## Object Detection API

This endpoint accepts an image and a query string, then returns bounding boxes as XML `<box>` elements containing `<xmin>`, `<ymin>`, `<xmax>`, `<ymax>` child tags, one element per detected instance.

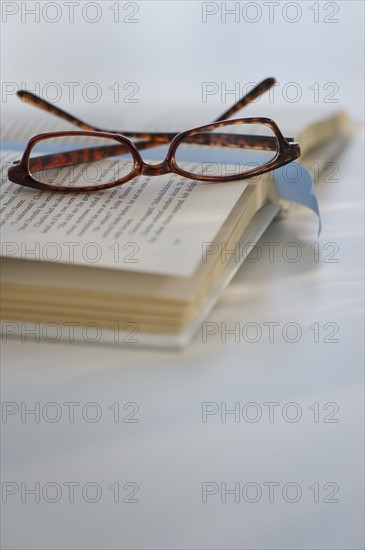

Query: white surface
<box><xmin>1</xmin><ymin>1</ymin><xmax>364</xmax><ymax>121</ymax></box>
<box><xmin>1</xmin><ymin>133</ymin><xmax>364</xmax><ymax>549</ymax></box>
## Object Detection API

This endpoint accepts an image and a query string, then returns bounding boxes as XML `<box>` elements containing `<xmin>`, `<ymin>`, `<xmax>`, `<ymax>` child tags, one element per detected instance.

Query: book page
<box><xmin>0</xmin><ymin>151</ymin><xmax>247</xmax><ymax>277</ymax></box>
<box><xmin>1</xmin><ymin>96</ymin><xmax>347</xmax><ymax>145</ymax></box>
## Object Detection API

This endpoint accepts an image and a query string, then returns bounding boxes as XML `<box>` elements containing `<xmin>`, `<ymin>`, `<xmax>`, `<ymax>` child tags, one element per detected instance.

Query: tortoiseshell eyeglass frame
<box><xmin>8</xmin><ymin>77</ymin><xmax>301</xmax><ymax>193</ymax></box>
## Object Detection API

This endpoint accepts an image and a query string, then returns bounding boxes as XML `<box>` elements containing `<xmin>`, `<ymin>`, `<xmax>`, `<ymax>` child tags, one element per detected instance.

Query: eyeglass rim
<box><xmin>8</xmin><ymin>118</ymin><xmax>300</xmax><ymax>192</ymax></box>
<box><xmin>169</xmin><ymin>117</ymin><xmax>292</xmax><ymax>182</ymax></box>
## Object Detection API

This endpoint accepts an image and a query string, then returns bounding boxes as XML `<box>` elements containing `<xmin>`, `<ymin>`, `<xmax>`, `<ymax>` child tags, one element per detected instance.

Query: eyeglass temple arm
<box><xmin>28</xmin><ymin>133</ymin><xmax>280</xmax><ymax>174</ymax></box>
<box><xmin>17</xmin><ymin>91</ymin><xmax>101</xmax><ymax>131</ymax></box>
<box><xmin>213</xmin><ymin>77</ymin><xmax>276</xmax><ymax>122</ymax></box>
<box><xmin>28</xmin><ymin>143</ymin><xmax>131</xmax><ymax>172</ymax></box>
<box><xmin>17</xmin><ymin>77</ymin><xmax>276</xmax><ymax>139</ymax></box>
<box><xmin>17</xmin><ymin>90</ymin><xmax>176</xmax><ymax>144</ymax></box>
<box><xmin>28</xmin><ymin>139</ymin><xmax>165</xmax><ymax>172</ymax></box>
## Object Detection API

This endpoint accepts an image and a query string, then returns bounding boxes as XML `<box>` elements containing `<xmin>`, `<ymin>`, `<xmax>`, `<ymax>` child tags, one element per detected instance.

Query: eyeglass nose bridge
<box><xmin>140</xmin><ymin>160</ymin><xmax>170</xmax><ymax>176</ymax></box>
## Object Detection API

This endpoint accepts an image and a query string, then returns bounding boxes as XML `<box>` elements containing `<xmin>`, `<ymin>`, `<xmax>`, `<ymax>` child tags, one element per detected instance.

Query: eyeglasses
<box><xmin>8</xmin><ymin>78</ymin><xmax>300</xmax><ymax>192</ymax></box>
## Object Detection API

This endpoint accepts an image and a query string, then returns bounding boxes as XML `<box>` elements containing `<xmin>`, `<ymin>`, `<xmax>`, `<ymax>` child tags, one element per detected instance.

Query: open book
<box><xmin>0</xmin><ymin>85</ymin><xmax>353</xmax><ymax>348</ymax></box>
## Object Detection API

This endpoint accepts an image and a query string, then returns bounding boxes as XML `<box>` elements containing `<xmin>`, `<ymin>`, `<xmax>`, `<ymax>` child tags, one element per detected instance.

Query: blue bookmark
<box><xmin>274</xmin><ymin>162</ymin><xmax>322</xmax><ymax>236</ymax></box>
